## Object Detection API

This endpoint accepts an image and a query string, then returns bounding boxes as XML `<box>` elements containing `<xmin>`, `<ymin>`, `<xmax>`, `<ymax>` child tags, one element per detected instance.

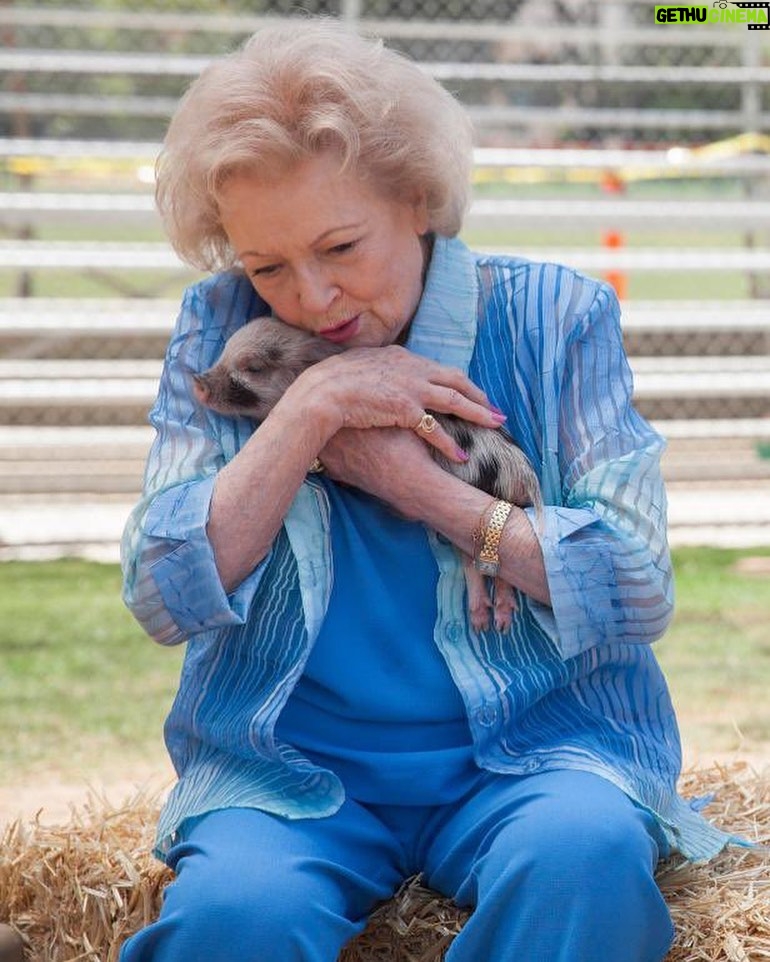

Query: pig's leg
<box><xmin>491</xmin><ymin>576</ymin><xmax>518</xmax><ymax>633</ymax></box>
<box><xmin>462</xmin><ymin>554</ymin><xmax>492</xmax><ymax>632</ymax></box>
<box><xmin>461</xmin><ymin>554</ymin><xmax>518</xmax><ymax>633</ymax></box>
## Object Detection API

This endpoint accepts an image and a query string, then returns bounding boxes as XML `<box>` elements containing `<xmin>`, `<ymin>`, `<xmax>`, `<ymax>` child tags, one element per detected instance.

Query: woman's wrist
<box><xmin>402</xmin><ymin>469</ymin><xmax>551</xmax><ymax>607</ymax></box>
<box><xmin>280</xmin><ymin>370</ymin><xmax>348</xmax><ymax>442</ymax></box>
<box><xmin>472</xmin><ymin>499</ymin><xmax>514</xmax><ymax>577</ymax></box>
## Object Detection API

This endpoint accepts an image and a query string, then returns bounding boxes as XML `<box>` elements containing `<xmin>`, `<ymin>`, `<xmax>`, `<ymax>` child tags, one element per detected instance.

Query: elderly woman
<box><xmin>120</xmin><ymin>19</ymin><xmax>735</xmax><ymax>962</ymax></box>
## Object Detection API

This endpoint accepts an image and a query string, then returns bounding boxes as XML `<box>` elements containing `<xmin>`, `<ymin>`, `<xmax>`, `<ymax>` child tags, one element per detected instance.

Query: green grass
<box><xmin>0</xmin><ymin>560</ymin><xmax>182</xmax><ymax>777</ymax></box>
<box><xmin>1</xmin><ymin>548</ymin><xmax>769</xmax><ymax>781</ymax></box>
<box><xmin>656</xmin><ymin>547</ymin><xmax>770</xmax><ymax>756</ymax></box>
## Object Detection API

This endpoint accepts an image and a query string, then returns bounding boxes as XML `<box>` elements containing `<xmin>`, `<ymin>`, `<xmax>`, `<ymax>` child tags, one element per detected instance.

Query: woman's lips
<box><xmin>319</xmin><ymin>315</ymin><xmax>361</xmax><ymax>344</ymax></box>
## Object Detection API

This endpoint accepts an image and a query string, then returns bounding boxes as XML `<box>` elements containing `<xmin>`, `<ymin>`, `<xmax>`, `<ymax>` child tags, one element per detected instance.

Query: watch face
<box><xmin>475</xmin><ymin>559</ymin><xmax>500</xmax><ymax>577</ymax></box>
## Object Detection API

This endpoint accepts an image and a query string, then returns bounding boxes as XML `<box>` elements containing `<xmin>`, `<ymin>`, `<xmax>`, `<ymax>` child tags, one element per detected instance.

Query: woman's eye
<box><xmin>251</xmin><ymin>264</ymin><xmax>280</xmax><ymax>278</ymax></box>
<box><xmin>328</xmin><ymin>241</ymin><xmax>356</xmax><ymax>255</ymax></box>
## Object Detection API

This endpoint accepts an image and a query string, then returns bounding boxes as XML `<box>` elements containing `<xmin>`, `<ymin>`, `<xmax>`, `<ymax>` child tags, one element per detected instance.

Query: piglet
<box><xmin>194</xmin><ymin>315</ymin><xmax>543</xmax><ymax>633</ymax></box>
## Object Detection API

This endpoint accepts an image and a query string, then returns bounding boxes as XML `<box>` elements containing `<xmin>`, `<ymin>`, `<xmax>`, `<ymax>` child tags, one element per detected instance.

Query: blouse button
<box><xmin>475</xmin><ymin>704</ymin><xmax>498</xmax><ymax>727</ymax></box>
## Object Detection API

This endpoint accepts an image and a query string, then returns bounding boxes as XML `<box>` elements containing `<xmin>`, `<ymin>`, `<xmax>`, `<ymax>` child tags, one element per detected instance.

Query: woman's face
<box><xmin>217</xmin><ymin>153</ymin><xmax>430</xmax><ymax>348</ymax></box>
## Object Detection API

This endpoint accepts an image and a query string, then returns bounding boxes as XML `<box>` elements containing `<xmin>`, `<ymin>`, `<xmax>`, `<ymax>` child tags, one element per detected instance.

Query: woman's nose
<box><xmin>294</xmin><ymin>265</ymin><xmax>340</xmax><ymax>314</ymax></box>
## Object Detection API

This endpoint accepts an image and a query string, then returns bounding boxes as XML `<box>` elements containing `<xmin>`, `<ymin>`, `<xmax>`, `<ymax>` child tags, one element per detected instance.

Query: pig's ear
<box><xmin>225</xmin><ymin>370</ymin><xmax>260</xmax><ymax>408</ymax></box>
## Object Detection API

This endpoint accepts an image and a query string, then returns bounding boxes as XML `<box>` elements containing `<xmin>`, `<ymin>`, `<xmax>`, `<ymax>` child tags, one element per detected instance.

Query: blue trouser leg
<box><xmin>119</xmin><ymin>769</ymin><xmax>674</xmax><ymax>962</ymax></box>
<box><xmin>420</xmin><ymin>769</ymin><xmax>675</xmax><ymax>962</ymax></box>
<box><xmin>118</xmin><ymin>799</ymin><xmax>406</xmax><ymax>962</ymax></box>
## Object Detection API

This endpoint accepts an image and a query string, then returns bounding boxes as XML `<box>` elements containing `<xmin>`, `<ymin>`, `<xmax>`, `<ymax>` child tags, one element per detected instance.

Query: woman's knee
<box><xmin>131</xmin><ymin>844</ymin><xmax>356</xmax><ymax>962</ymax></box>
<box><xmin>468</xmin><ymin>773</ymin><xmax>671</xmax><ymax>939</ymax></box>
<box><xmin>125</xmin><ymin>806</ymin><xmax>396</xmax><ymax>962</ymax></box>
<box><xmin>476</xmin><ymin>772</ymin><xmax>665</xmax><ymax>900</ymax></box>
<box><xmin>445</xmin><ymin>773</ymin><xmax>674</xmax><ymax>962</ymax></box>
<box><xmin>184</xmin><ymin>867</ymin><xmax>330</xmax><ymax>945</ymax></box>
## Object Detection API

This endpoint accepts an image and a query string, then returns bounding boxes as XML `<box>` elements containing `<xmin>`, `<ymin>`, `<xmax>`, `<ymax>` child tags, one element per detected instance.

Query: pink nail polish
<box><xmin>456</xmin><ymin>447</ymin><xmax>470</xmax><ymax>462</ymax></box>
<box><xmin>491</xmin><ymin>411</ymin><xmax>507</xmax><ymax>423</ymax></box>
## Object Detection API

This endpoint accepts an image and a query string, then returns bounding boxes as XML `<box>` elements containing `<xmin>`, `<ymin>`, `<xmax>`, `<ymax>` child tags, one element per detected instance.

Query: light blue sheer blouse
<box><xmin>121</xmin><ymin>235</ymin><xmax>737</xmax><ymax>862</ymax></box>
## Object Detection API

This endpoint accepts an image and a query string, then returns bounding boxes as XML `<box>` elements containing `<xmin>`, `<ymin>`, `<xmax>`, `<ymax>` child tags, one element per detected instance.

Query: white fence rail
<box><xmin>4</xmin><ymin>141</ymin><xmax>770</xmax><ymax>176</ymax></box>
<box><xmin>3</xmin><ymin>240</ymin><xmax>770</xmax><ymax>273</ymax></box>
<box><xmin>5</xmin><ymin>194</ymin><xmax>770</xmax><ymax>229</ymax></box>
<box><xmin>2</xmin><ymin>297</ymin><xmax>767</xmax><ymax>336</ymax></box>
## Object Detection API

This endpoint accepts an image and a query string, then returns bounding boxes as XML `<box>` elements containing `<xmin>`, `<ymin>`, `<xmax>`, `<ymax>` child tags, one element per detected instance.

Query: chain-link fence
<box><xmin>1</xmin><ymin>0</ymin><xmax>768</xmax><ymax>144</ymax></box>
<box><xmin>0</xmin><ymin>0</ymin><xmax>769</xmax><ymax>540</ymax></box>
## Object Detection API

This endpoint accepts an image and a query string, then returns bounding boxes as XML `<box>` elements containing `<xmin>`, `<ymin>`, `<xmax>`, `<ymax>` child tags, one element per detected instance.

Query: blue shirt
<box><xmin>274</xmin><ymin>481</ymin><xmax>480</xmax><ymax>806</ymax></box>
<box><xmin>121</xmin><ymin>235</ymin><xmax>735</xmax><ymax>862</ymax></box>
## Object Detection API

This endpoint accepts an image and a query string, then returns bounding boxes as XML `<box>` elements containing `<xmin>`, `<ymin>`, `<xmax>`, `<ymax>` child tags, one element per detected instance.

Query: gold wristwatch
<box><xmin>474</xmin><ymin>500</ymin><xmax>513</xmax><ymax>576</ymax></box>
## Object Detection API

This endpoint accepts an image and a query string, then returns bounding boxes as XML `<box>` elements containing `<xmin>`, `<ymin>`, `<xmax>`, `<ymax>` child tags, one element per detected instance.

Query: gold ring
<box><xmin>415</xmin><ymin>413</ymin><xmax>437</xmax><ymax>434</ymax></box>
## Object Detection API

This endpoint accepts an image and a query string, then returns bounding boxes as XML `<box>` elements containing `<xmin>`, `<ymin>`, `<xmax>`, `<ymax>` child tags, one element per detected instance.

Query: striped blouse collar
<box><xmin>403</xmin><ymin>234</ymin><xmax>479</xmax><ymax>374</ymax></box>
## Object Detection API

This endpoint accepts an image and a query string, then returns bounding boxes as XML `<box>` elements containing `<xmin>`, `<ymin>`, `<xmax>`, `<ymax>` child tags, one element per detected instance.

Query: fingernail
<box><xmin>456</xmin><ymin>447</ymin><xmax>470</xmax><ymax>462</ymax></box>
<box><xmin>490</xmin><ymin>404</ymin><xmax>505</xmax><ymax>416</ymax></box>
<box><xmin>491</xmin><ymin>412</ymin><xmax>507</xmax><ymax>423</ymax></box>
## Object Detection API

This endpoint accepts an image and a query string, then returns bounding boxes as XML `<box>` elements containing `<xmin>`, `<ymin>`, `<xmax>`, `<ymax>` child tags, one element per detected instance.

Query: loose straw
<box><xmin>1</xmin><ymin>764</ymin><xmax>768</xmax><ymax>962</ymax></box>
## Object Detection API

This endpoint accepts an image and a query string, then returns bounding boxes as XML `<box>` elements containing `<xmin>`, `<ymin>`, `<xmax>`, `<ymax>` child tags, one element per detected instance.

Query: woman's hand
<box><xmin>283</xmin><ymin>344</ymin><xmax>505</xmax><ymax>465</ymax></box>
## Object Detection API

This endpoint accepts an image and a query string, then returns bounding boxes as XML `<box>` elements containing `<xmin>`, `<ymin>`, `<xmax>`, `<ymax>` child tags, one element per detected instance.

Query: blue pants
<box><xmin>119</xmin><ymin>770</ymin><xmax>674</xmax><ymax>962</ymax></box>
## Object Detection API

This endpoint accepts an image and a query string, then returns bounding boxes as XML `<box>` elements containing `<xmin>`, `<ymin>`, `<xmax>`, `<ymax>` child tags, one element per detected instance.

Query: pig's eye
<box><xmin>245</xmin><ymin>365</ymin><xmax>263</xmax><ymax>375</ymax></box>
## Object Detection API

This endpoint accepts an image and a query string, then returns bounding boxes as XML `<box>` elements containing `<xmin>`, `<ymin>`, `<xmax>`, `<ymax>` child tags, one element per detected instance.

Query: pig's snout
<box><xmin>192</xmin><ymin>372</ymin><xmax>212</xmax><ymax>405</ymax></box>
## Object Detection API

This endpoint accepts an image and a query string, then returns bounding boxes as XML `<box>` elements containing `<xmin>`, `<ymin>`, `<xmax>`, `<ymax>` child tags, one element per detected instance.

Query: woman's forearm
<box><xmin>387</xmin><ymin>461</ymin><xmax>551</xmax><ymax>607</ymax></box>
<box><xmin>439</xmin><ymin>484</ymin><xmax>551</xmax><ymax>607</ymax></box>
<box><xmin>207</xmin><ymin>394</ymin><xmax>338</xmax><ymax>592</ymax></box>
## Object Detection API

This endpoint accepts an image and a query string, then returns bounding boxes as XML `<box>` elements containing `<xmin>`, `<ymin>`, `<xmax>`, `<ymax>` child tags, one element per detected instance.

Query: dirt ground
<box><xmin>0</xmin><ymin>755</ymin><xmax>176</xmax><ymax>828</ymax></box>
<box><xmin>2</xmin><ymin>746</ymin><xmax>769</xmax><ymax>832</ymax></box>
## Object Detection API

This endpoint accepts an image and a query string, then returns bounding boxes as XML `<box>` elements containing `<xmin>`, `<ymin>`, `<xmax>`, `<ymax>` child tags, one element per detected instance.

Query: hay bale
<box><xmin>0</xmin><ymin>791</ymin><xmax>168</xmax><ymax>962</ymax></box>
<box><xmin>657</xmin><ymin>764</ymin><xmax>770</xmax><ymax>962</ymax></box>
<box><xmin>1</xmin><ymin>764</ymin><xmax>768</xmax><ymax>962</ymax></box>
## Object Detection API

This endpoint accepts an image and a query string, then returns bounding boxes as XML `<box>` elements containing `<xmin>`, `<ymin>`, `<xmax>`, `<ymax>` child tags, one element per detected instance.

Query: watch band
<box><xmin>474</xmin><ymin>500</ymin><xmax>513</xmax><ymax>577</ymax></box>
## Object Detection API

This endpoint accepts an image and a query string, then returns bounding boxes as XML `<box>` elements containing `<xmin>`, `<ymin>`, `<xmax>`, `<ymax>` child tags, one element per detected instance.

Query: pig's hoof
<box><xmin>492</xmin><ymin>578</ymin><xmax>518</xmax><ymax>632</ymax></box>
<box><xmin>469</xmin><ymin>602</ymin><xmax>492</xmax><ymax>633</ymax></box>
